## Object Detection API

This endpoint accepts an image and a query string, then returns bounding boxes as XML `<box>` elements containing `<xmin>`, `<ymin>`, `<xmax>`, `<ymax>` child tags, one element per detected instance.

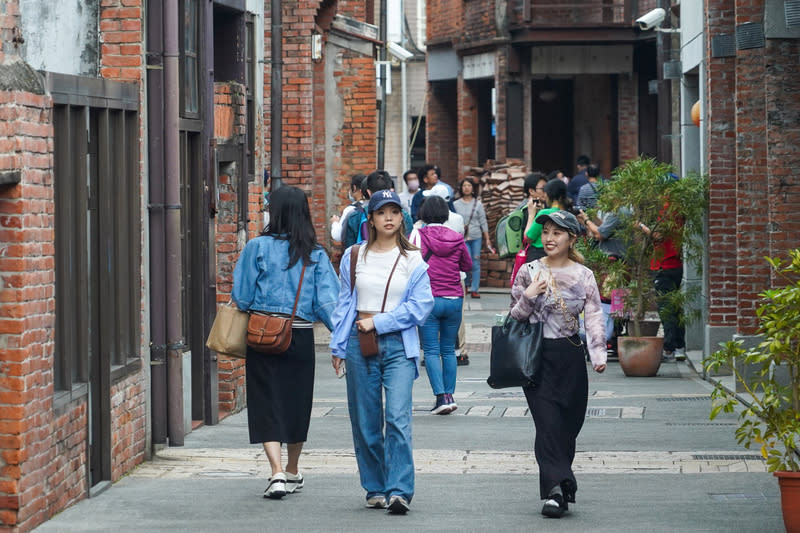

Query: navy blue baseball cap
<box><xmin>368</xmin><ymin>189</ymin><xmax>402</xmax><ymax>213</ymax></box>
<box><xmin>535</xmin><ymin>210</ymin><xmax>581</xmax><ymax>234</ymax></box>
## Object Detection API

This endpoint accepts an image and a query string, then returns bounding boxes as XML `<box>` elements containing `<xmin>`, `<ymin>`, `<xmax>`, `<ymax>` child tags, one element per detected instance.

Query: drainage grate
<box><xmin>586</xmin><ymin>407</ymin><xmax>621</xmax><ymax>418</ymax></box>
<box><xmin>708</xmin><ymin>493</ymin><xmax>767</xmax><ymax>502</ymax></box>
<box><xmin>666</xmin><ymin>422</ymin><xmax>736</xmax><ymax>426</ymax></box>
<box><xmin>487</xmin><ymin>391</ymin><xmax>525</xmax><ymax>399</ymax></box>
<box><xmin>656</xmin><ymin>396</ymin><xmax>710</xmax><ymax>402</ymax></box>
<box><xmin>692</xmin><ymin>454</ymin><xmax>765</xmax><ymax>461</ymax></box>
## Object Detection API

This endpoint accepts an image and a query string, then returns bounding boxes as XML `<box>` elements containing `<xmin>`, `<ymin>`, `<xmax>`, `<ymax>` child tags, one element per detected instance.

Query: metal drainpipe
<box><xmin>146</xmin><ymin>0</ymin><xmax>168</xmax><ymax>446</ymax></box>
<box><xmin>270</xmin><ymin>0</ymin><xmax>283</xmax><ymax>190</ymax></box>
<box><xmin>164</xmin><ymin>0</ymin><xmax>185</xmax><ymax>446</ymax></box>
<box><xmin>377</xmin><ymin>0</ymin><xmax>387</xmax><ymax>170</ymax></box>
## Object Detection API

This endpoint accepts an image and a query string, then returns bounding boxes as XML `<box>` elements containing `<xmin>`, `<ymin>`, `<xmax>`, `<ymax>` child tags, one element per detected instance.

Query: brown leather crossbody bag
<box><xmin>246</xmin><ymin>263</ymin><xmax>306</xmax><ymax>354</ymax></box>
<box><xmin>350</xmin><ymin>245</ymin><xmax>401</xmax><ymax>357</ymax></box>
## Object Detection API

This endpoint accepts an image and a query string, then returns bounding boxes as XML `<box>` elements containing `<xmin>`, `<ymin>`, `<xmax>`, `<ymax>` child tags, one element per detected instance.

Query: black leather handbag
<box><xmin>487</xmin><ymin>315</ymin><xmax>543</xmax><ymax>389</ymax></box>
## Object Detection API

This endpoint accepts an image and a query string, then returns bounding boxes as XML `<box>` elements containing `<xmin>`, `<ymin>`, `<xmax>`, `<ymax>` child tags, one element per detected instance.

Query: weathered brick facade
<box><xmin>0</xmin><ymin>0</ymin><xmax>147</xmax><ymax>530</ymax></box>
<box><xmin>703</xmin><ymin>0</ymin><xmax>800</xmax><ymax>339</ymax></box>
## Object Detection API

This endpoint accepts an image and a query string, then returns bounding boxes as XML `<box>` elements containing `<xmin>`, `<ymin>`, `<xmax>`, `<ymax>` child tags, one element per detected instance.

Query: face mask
<box><xmin>407</xmin><ymin>179</ymin><xmax>420</xmax><ymax>192</ymax></box>
<box><xmin>348</xmin><ymin>191</ymin><xmax>356</xmax><ymax>202</ymax></box>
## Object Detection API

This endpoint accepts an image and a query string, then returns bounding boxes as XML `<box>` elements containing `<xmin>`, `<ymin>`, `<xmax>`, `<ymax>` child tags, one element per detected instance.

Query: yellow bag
<box><xmin>206</xmin><ymin>302</ymin><xmax>249</xmax><ymax>359</ymax></box>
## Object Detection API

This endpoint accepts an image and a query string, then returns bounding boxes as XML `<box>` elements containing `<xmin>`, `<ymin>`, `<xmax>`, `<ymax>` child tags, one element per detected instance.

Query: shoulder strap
<box><xmin>349</xmin><ymin>245</ymin><xmax>360</xmax><ymax>295</ymax></box>
<box><xmin>289</xmin><ymin>263</ymin><xmax>307</xmax><ymax>322</ymax></box>
<box><xmin>380</xmin><ymin>253</ymin><xmax>403</xmax><ymax>312</ymax></box>
<box><xmin>465</xmin><ymin>199</ymin><xmax>479</xmax><ymax>227</ymax></box>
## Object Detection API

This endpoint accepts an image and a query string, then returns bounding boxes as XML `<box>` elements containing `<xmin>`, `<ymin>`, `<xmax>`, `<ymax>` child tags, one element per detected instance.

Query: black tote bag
<box><xmin>487</xmin><ymin>315</ymin><xmax>543</xmax><ymax>389</ymax></box>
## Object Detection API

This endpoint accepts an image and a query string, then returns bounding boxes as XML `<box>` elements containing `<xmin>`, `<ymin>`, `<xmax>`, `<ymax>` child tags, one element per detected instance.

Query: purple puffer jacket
<box><xmin>418</xmin><ymin>225</ymin><xmax>473</xmax><ymax>298</ymax></box>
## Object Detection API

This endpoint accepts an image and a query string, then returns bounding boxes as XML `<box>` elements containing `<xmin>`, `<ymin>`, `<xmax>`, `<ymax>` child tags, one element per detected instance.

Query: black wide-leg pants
<box><xmin>523</xmin><ymin>336</ymin><xmax>588</xmax><ymax>499</ymax></box>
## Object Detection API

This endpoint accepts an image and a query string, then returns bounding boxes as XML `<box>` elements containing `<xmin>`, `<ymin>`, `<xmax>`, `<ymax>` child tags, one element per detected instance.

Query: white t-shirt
<box><xmin>355</xmin><ymin>246</ymin><xmax>424</xmax><ymax>313</ymax></box>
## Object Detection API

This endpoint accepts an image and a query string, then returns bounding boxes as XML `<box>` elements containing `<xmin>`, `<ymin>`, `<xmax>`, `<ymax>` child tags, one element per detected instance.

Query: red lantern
<box><xmin>691</xmin><ymin>100</ymin><xmax>701</xmax><ymax>127</ymax></box>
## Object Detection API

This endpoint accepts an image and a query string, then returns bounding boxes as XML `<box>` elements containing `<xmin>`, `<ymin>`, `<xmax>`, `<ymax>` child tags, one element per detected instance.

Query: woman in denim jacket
<box><xmin>330</xmin><ymin>190</ymin><xmax>434</xmax><ymax>515</ymax></box>
<box><xmin>232</xmin><ymin>186</ymin><xmax>340</xmax><ymax>500</ymax></box>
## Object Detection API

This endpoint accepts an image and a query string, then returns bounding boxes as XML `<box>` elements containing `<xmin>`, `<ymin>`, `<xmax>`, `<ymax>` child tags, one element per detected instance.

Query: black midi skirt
<box><xmin>245</xmin><ymin>327</ymin><xmax>315</xmax><ymax>444</ymax></box>
<box><xmin>523</xmin><ymin>335</ymin><xmax>589</xmax><ymax>499</ymax></box>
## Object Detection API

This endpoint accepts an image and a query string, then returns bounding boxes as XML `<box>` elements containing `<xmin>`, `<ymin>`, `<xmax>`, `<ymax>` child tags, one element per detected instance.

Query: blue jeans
<box><xmin>465</xmin><ymin>237</ymin><xmax>482</xmax><ymax>292</ymax></box>
<box><xmin>345</xmin><ymin>324</ymin><xmax>416</xmax><ymax>502</ymax></box>
<box><xmin>419</xmin><ymin>297</ymin><xmax>462</xmax><ymax>395</ymax></box>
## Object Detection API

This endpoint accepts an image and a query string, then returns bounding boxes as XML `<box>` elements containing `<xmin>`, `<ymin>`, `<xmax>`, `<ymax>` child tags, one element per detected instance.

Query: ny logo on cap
<box><xmin>381</xmin><ymin>190</ymin><xmax>393</xmax><ymax>198</ymax></box>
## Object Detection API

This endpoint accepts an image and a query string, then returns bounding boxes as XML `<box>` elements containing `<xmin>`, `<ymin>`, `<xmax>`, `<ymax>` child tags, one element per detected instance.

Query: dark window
<box><xmin>181</xmin><ymin>0</ymin><xmax>201</xmax><ymax>117</ymax></box>
<box><xmin>51</xmin><ymin>77</ymin><xmax>141</xmax><ymax>402</ymax></box>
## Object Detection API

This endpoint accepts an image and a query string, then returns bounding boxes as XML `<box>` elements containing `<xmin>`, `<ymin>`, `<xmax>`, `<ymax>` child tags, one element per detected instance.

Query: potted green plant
<box><xmin>595</xmin><ymin>157</ymin><xmax>707</xmax><ymax>376</ymax></box>
<box><xmin>703</xmin><ymin>251</ymin><xmax>800</xmax><ymax>532</ymax></box>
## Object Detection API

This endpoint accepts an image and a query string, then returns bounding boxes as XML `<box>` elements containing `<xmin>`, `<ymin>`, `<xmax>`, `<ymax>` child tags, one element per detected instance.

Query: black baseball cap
<box><xmin>535</xmin><ymin>210</ymin><xmax>581</xmax><ymax>234</ymax></box>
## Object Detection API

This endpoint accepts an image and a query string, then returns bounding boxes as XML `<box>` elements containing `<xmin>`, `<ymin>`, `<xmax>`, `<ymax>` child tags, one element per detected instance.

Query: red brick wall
<box><xmin>617</xmin><ymin>75</ymin><xmax>639</xmax><ymax>161</ymax></box>
<box><xmin>427</xmin><ymin>0</ymin><xmax>463</xmax><ymax>45</ymax></box>
<box><xmin>733</xmin><ymin>1</ymin><xmax>768</xmax><ymax>334</ymax></box>
<box><xmin>765</xmin><ymin>39</ymin><xmax>800</xmax><ymax>267</ymax></box>
<box><xmin>705</xmin><ymin>0</ymin><xmax>738</xmax><ymax>328</ymax></box>
<box><xmin>0</xmin><ymin>86</ymin><xmax>60</xmax><ymax>531</ymax></box>
<box><xmin>457</xmin><ymin>77</ymin><xmax>479</xmax><ymax>176</ymax></box>
<box><xmin>426</xmin><ymin>80</ymin><xmax>459</xmax><ymax>185</ymax></box>
<box><xmin>99</xmin><ymin>0</ymin><xmax>143</xmax><ymax>82</ymax></box>
<box><xmin>462</xmin><ymin>0</ymin><xmax>496</xmax><ymax>45</ymax></box>
<box><xmin>213</xmin><ymin>82</ymin><xmax>249</xmax><ymax>414</ymax></box>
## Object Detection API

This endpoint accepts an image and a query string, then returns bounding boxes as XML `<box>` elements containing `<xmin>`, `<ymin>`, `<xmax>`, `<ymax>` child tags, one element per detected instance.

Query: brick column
<box><xmin>733</xmin><ymin>0</ymin><xmax>768</xmax><ymax>335</ymax></box>
<box><xmin>704</xmin><ymin>0</ymin><xmax>738</xmax><ymax>351</ymax></box>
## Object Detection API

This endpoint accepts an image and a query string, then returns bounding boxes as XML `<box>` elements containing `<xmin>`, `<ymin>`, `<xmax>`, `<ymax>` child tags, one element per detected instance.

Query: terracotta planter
<box><xmin>775</xmin><ymin>471</ymin><xmax>800</xmax><ymax>533</ymax></box>
<box><xmin>617</xmin><ymin>336</ymin><xmax>664</xmax><ymax>377</ymax></box>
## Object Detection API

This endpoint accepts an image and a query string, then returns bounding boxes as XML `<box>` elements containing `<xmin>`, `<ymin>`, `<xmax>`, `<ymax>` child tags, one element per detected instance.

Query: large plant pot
<box><xmin>617</xmin><ymin>336</ymin><xmax>663</xmax><ymax>377</ymax></box>
<box><xmin>775</xmin><ymin>471</ymin><xmax>800</xmax><ymax>533</ymax></box>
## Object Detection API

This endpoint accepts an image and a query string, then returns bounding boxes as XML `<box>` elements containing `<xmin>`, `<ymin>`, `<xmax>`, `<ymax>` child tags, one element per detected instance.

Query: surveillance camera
<box><xmin>635</xmin><ymin>8</ymin><xmax>666</xmax><ymax>31</ymax></box>
<box><xmin>388</xmin><ymin>41</ymin><xmax>414</xmax><ymax>61</ymax></box>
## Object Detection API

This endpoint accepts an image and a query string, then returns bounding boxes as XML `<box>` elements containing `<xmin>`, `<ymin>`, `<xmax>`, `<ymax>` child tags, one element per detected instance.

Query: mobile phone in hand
<box><xmin>336</xmin><ymin>361</ymin><xmax>346</xmax><ymax>379</ymax></box>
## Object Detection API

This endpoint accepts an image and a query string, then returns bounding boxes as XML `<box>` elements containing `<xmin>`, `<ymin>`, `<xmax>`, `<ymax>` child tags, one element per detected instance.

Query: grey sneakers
<box><xmin>365</xmin><ymin>495</ymin><xmax>387</xmax><ymax>509</ymax></box>
<box><xmin>387</xmin><ymin>495</ymin><xmax>410</xmax><ymax>514</ymax></box>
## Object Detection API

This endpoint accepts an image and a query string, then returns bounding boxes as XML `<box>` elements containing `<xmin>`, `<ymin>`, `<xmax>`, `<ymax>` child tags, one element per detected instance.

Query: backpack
<box><xmin>496</xmin><ymin>207</ymin><xmax>526</xmax><ymax>259</ymax></box>
<box><xmin>343</xmin><ymin>204</ymin><xmax>368</xmax><ymax>248</ymax></box>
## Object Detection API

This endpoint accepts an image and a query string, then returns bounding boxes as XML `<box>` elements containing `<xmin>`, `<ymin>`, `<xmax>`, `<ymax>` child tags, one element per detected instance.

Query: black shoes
<box><xmin>456</xmin><ymin>353</ymin><xmax>470</xmax><ymax>366</ymax></box>
<box><xmin>541</xmin><ymin>493</ymin><xmax>567</xmax><ymax>518</ymax></box>
<box><xmin>560</xmin><ymin>479</ymin><xmax>577</xmax><ymax>504</ymax></box>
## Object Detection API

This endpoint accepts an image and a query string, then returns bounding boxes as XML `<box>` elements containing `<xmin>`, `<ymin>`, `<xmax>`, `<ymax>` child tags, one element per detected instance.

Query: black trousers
<box><xmin>523</xmin><ymin>336</ymin><xmax>588</xmax><ymax>499</ymax></box>
<box><xmin>653</xmin><ymin>266</ymin><xmax>685</xmax><ymax>352</ymax></box>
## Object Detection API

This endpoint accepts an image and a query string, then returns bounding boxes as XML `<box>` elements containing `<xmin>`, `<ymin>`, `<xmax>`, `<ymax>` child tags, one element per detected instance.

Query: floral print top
<box><xmin>510</xmin><ymin>259</ymin><xmax>607</xmax><ymax>366</ymax></box>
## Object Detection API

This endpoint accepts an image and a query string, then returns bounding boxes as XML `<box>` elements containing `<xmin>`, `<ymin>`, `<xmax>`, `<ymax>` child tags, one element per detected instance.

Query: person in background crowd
<box><xmin>525</xmin><ymin>178</ymin><xmax>573</xmax><ymax>262</ymax></box>
<box><xmin>411</xmin><ymin>165</ymin><xmax>454</xmax><ymax>221</ymax></box>
<box><xmin>576</xmin><ymin>164</ymin><xmax>601</xmax><ymax>210</ymax></box>
<box><xmin>567</xmin><ymin>155</ymin><xmax>590</xmax><ymax>205</ymax></box>
<box><xmin>331</xmin><ymin>174</ymin><xmax>367</xmax><ymax>243</ymax></box>
<box><xmin>398</xmin><ymin>169</ymin><xmax>420</xmax><ymax>212</ymax></box>
<box><xmin>415</xmin><ymin>195</ymin><xmax>472</xmax><ymax>414</ymax></box>
<box><xmin>453</xmin><ymin>177</ymin><xmax>494</xmax><ymax>298</ymax></box>
<box><xmin>418</xmin><ymin>184</ymin><xmax>464</xmax><ymax>235</ymax></box>
<box><xmin>330</xmin><ymin>190</ymin><xmax>434</xmax><ymax>515</ymax></box>
<box><xmin>639</xmin><ymin>212</ymin><xmax>686</xmax><ymax>362</ymax></box>
<box><xmin>510</xmin><ymin>210</ymin><xmax>606</xmax><ymax>519</ymax></box>
<box><xmin>233</xmin><ymin>186</ymin><xmax>340</xmax><ymax>500</ymax></box>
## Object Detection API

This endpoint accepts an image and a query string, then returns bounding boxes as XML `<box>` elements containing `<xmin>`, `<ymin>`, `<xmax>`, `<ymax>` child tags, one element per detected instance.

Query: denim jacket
<box><xmin>329</xmin><ymin>245</ymin><xmax>434</xmax><ymax>377</ymax></box>
<box><xmin>232</xmin><ymin>236</ymin><xmax>340</xmax><ymax>331</ymax></box>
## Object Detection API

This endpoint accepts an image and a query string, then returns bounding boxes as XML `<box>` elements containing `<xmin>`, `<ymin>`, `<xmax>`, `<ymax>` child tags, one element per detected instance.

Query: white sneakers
<box><xmin>264</xmin><ymin>471</ymin><xmax>303</xmax><ymax>499</ymax></box>
<box><xmin>285</xmin><ymin>471</ymin><xmax>304</xmax><ymax>493</ymax></box>
<box><xmin>264</xmin><ymin>472</ymin><xmax>287</xmax><ymax>499</ymax></box>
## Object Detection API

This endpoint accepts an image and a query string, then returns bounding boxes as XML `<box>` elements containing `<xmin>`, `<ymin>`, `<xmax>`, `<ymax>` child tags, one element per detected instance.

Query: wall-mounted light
<box><xmin>311</xmin><ymin>33</ymin><xmax>323</xmax><ymax>61</ymax></box>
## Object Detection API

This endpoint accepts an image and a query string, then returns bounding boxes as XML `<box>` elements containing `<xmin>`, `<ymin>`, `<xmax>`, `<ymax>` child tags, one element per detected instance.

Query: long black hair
<box><xmin>262</xmin><ymin>186</ymin><xmax>318</xmax><ymax>268</ymax></box>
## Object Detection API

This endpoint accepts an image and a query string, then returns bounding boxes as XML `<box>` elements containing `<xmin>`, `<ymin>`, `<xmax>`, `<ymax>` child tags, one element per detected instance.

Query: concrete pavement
<box><xmin>34</xmin><ymin>291</ymin><xmax>785</xmax><ymax>532</ymax></box>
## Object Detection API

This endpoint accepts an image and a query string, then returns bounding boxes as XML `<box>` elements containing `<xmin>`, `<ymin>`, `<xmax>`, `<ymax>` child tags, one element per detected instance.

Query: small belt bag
<box><xmin>350</xmin><ymin>245</ymin><xmax>401</xmax><ymax>357</ymax></box>
<box><xmin>246</xmin><ymin>264</ymin><xmax>306</xmax><ymax>354</ymax></box>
